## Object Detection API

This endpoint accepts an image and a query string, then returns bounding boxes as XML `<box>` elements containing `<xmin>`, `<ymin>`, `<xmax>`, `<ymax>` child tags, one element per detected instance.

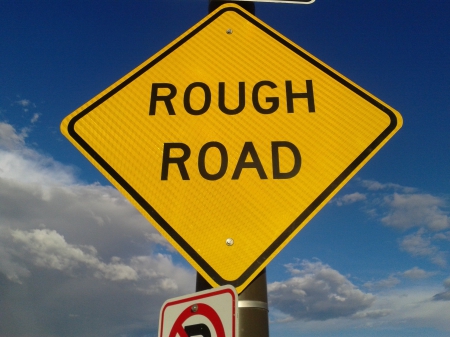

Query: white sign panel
<box><xmin>159</xmin><ymin>286</ymin><xmax>238</xmax><ymax>337</ymax></box>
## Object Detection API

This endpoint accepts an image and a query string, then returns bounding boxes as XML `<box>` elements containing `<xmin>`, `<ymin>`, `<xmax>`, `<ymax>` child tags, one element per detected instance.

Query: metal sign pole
<box><xmin>196</xmin><ymin>269</ymin><xmax>269</xmax><ymax>337</ymax></box>
<box><xmin>236</xmin><ymin>269</ymin><xmax>269</xmax><ymax>337</ymax></box>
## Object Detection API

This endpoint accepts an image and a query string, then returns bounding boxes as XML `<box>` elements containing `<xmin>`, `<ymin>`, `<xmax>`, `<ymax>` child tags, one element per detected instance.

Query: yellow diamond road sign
<box><xmin>61</xmin><ymin>4</ymin><xmax>402</xmax><ymax>293</ymax></box>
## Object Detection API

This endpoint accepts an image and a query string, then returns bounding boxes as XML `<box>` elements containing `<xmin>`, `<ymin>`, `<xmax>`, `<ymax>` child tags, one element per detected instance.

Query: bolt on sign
<box><xmin>61</xmin><ymin>4</ymin><xmax>402</xmax><ymax>293</ymax></box>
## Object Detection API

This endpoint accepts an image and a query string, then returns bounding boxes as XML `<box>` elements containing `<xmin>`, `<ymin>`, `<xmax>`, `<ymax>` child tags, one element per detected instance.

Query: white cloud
<box><xmin>351</xmin><ymin>309</ymin><xmax>391</xmax><ymax>319</ymax></box>
<box><xmin>0</xmin><ymin>148</ymin><xmax>75</xmax><ymax>188</ymax></box>
<box><xmin>400</xmin><ymin>230</ymin><xmax>436</xmax><ymax>256</ymax></box>
<box><xmin>401</xmin><ymin>267</ymin><xmax>436</xmax><ymax>280</ymax></box>
<box><xmin>366</xmin><ymin>286</ymin><xmax>450</xmax><ymax>330</ymax></box>
<box><xmin>399</xmin><ymin>229</ymin><xmax>447</xmax><ymax>267</ymax></box>
<box><xmin>434</xmin><ymin>231</ymin><xmax>450</xmax><ymax>241</ymax></box>
<box><xmin>145</xmin><ymin>232</ymin><xmax>177</xmax><ymax>252</ymax></box>
<box><xmin>15</xmin><ymin>99</ymin><xmax>32</xmax><ymax>107</ymax></box>
<box><xmin>269</xmin><ymin>308</ymin><xmax>295</xmax><ymax>324</ymax></box>
<box><xmin>0</xmin><ymin>121</ymin><xmax>195</xmax><ymax>336</ymax></box>
<box><xmin>30</xmin><ymin>112</ymin><xmax>40</xmax><ymax>123</ymax></box>
<box><xmin>382</xmin><ymin>193</ymin><xmax>449</xmax><ymax>231</ymax></box>
<box><xmin>360</xmin><ymin>179</ymin><xmax>416</xmax><ymax>193</ymax></box>
<box><xmin>268</xmin><ymin>260</ymin><xmax>375</xmax><ymax>321</ymax></box>
<box><xmin>364</xmin><ymin>276</ymin><xmax>400</xmax><ymax>290</ymax></box>
<box><xmin>14</xmin><ymin>98</ymin><xmax>36</xmax><ymax>113</ymax></box>
<box><xmin>270</xmin><ymin>285</ymin><xmax>450</xmax><ymax>335</ymax></box>
<box><xmin>0</xmin><ymin>122</ymin><xmax>26</xmax><ymax>150</ymax></box>
<box><xmin>0</xmin><ymin>230</ymin><xmax>31</xmax><ymax>283</ymax></box>
<box><xmin>1</xmin><ymin>122</ymin><xmax>75</xmax><ymax>188</ymax></box>
<box><xmin>334</xmin><ymin>192</ymin><xmax>366</xmax><ymax>206</ymax></box>
<box><xmin>343</xmin><ymin>182</ymin><xmax>450</xmax><ymax>269</ymax></box>
<box><xmin>8</xmin><ymin>228</ymin><xmax>138</xmax><ymax>281</ymax></box>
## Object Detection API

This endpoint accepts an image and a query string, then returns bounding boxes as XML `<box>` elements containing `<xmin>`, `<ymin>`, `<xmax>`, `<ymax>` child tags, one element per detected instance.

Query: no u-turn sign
<box><xmin>159</xmin><ymin>286</ymin><xmax>238</xmax><ymax>337</ymax></box>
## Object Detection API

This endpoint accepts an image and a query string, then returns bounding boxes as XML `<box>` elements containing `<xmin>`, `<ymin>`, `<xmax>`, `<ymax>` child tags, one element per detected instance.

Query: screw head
<box><xmin>226</xmin><ymin>29</ymin><xmax>233</xmax><ymax>34</ymax></box>
<box><xmin>191</xmin><ymin>304</ymin><xmax>198</xmax><ymax>313</ymax></box>
<box><xmin>226</xmin><ymin>238</ymin><xmax>234</xmax><ymax>246</ymax></box>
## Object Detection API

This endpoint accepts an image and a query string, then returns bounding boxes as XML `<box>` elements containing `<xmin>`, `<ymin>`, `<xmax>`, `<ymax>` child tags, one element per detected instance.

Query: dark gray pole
<box><xmin>236</xmin><ymin>269</ymin><xmax>269</xmax><ymax>337</ymax></box>
<box><xmin>209</xmin><ymin>0</ymin><xmax>255</xmax><ymax>14</ymax></box>
<box><xmin>196</xmin><ymin>269</ymin><xmax>269</xmax><ymax>337</ymax></box>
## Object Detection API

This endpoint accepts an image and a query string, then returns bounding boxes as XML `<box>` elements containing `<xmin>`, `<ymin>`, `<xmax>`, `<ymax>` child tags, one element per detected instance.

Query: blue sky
<box><xmin>0</xmin><ymin>0</ymin><xmax>449</xmax><ymax>336</ymax></box>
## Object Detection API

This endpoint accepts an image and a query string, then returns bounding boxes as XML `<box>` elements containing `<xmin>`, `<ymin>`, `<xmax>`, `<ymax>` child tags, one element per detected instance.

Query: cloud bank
<box><xmin>268</xmin><ymin>260</ymin><xmax>374</xmax><ymax>321</ymax></box>
<box><xmin>382</xmin><ymin>193</ymin><xmax>449</xmax><ymax>231</ymax></box>
<box><xmin>2</xmin><ymin>120</ymin><xmax>449</xmax><ymax>336</ymax></box>
<box><xmin>0</xmin><ymin>122</ymin><xmax>195</xmax><ymax>337</ymax></box>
